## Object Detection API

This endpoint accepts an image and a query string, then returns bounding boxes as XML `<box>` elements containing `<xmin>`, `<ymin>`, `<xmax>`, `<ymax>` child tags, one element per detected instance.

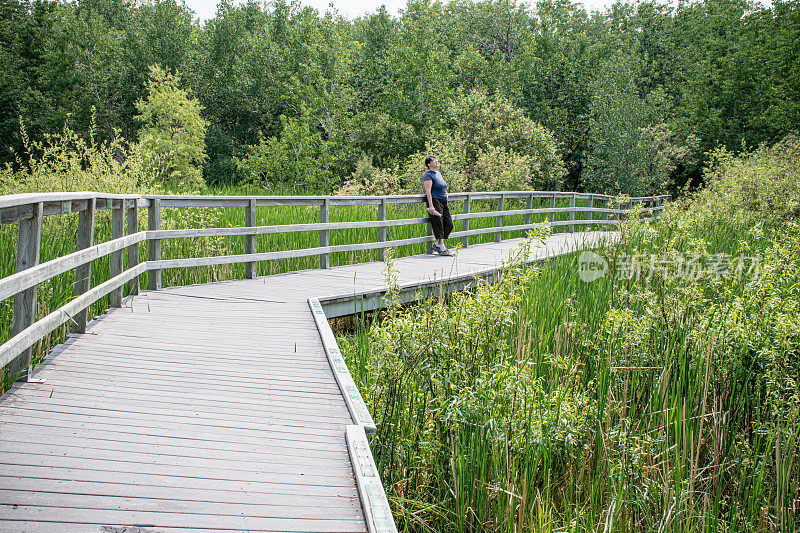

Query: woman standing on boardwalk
<box><xmin>423</xmin><ymin>155</ymin><xmax>454</xmax><ymax>256</ymax></box>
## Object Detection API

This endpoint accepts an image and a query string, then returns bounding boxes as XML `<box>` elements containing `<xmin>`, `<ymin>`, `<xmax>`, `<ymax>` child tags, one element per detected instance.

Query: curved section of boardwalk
<box><xmin>0</xmin><ymin>232</ymin><xmax>613</xmax><ymax>532</ymax></box>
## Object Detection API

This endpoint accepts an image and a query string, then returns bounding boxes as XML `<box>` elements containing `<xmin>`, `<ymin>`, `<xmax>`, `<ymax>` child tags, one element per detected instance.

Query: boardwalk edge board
<box><xmin>319</xmin><ymin>231</ymin><xmax>616</xmax><ymax>319</ymax></box>
<box><xmin>308</xmin><ymin>297</ymin><xmax>377</xmax><ymax>435</ymax></box>
<box><xmin>309</xmin><ymin>296</ymin><xmax>394</xmax><ymax>530</ymax></box>
<box><xmin>346</xmin><ymin>425</ymin><xmax>398</xmax><ymax>533</ymax></box>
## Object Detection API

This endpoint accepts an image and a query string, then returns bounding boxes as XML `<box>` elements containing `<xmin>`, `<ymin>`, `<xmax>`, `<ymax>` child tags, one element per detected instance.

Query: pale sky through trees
<box><xmin>184</xmin><ymin>0</ymin><xmax>670</xmax><ymax>23</ymax></box>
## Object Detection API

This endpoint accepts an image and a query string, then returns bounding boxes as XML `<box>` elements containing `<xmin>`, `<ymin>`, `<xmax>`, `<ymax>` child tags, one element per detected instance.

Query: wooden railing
<box><xmin>0</xmin><ymin>191</ymin><xmax>669</xmax><ymax>382</ymax></box>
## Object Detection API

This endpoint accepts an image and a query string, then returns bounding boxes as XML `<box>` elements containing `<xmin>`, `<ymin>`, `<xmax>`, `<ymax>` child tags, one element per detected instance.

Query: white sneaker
<box><xmin>438</xmin><ymin>246</ymin><xmax>453</xmax><ymax>257</ymax></box>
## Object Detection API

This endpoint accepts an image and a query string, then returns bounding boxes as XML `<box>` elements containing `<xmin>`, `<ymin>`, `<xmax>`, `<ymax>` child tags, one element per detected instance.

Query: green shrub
<box><xmin>336</xmin><ymin>153</ymin><xmax>404</xmax><ymax>195</ymax></box>
<box><xmin>235</xmin><ymin>114</ymin><xmax>336</xmax><ymax>192</ymax></box>
<box><xmin>0</xmin><ymin>117</ymin><xmax>146</xmax><ymax>194</ymax></box>
<box><xmin>134</xmin><ymin>65</ymin><xmax>207</xmax><ymax>192</ymax></box>
<box><xmin>695</xmin><ymin>134</ymin><xmax>800</xmax><ymax>224</ymax></box>
<box><xmin>402</xmin><ymin>89</ymin><xmax>566</xmax><ymax>193</ymax></box>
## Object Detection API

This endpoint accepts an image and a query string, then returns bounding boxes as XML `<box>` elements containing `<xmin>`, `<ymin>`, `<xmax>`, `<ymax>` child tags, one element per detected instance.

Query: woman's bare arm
<box><xmin>423</xmin><ymin>180</ymin><xmax>436</xmax><ymax>214</ymax></box>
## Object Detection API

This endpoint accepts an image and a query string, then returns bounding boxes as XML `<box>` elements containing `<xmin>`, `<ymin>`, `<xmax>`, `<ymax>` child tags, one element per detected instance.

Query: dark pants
<box><xmin>427</xmin><ymin>198</ymin><xmax>453</xmax><ymax>241</ymax></box>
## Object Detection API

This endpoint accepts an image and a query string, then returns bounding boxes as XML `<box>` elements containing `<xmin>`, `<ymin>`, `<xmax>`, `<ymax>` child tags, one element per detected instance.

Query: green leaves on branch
<box><xmin>134</xmin><ymin>65</ymin><xmax>207</xmax><ymax>191</ymax></box>
<box><xmin>0</xmin><ymin>113</ymin><xmax>146</xmax><ymax>194</ymax></box>
<box><xmin>235</xmin><ymin>114</ymin><xmax>335</xmax><ymax>192</ymax></box>
<box><xmin>407</xmin><ymin>89</ymin><xmax>566</xmax><ymax>192</ymax></box>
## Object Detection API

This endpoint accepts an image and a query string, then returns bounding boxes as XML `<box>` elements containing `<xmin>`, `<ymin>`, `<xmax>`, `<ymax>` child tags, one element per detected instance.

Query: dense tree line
<box><xmin>1</xmin><ymin>0</ymin><xmax>798</xmax><ymax>194</ymax></box>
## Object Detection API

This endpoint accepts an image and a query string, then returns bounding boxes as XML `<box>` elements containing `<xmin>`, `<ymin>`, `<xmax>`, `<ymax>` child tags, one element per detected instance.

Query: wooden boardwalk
<box><xmin>0</xmin><ymin>231</ymin><xmax>613</xmax><ymax>532</ymax></box>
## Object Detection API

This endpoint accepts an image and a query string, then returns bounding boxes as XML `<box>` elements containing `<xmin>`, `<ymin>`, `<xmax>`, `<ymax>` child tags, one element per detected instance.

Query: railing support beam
<box><xmin>9</xmin><ymin>202</ymin><xmax>43</xmax><ymax>381</ymax></box>
<box><xmin>109</xmin><ymin>200</ymin><xmax>124</xmax><ymax>307</ymax></box>
<box><xmin>378</xmin><ymin>199</ymin><xmax>387</xmax><ymax>262</ymax></box>
<box><xmin>320</xmin><ymin>198</ymin><xmax>330</xmax><ymax>269</ymax></box>
<box><xmin>245</xmin><ymin>198</ymin><xmax>257</xmax><ymax>278</ymax></box>
<box><xmin>524</xmin><ymin>193</ymin><xmax>533</xmax><ymax>228</ymax></box>
<box><xmin>71</xmin><ymin>198</ymin><xmax>95</xmax><ymax>333</ymax></box>
<box><xmin>426</xmin><ymin>221</ymin><xmax>434</xmax><ymax>254</ymax></box>
<box><xmin>126</xmin><ymin>200</ymin><xmax>139</xmax><ymax>296</ymax></box>
<box><xmin>587</xmin><ymin>195</ymin><xmax>593</xmax><ymax>231</ymax></box>
<box><xmin>462</xmin><ymin>195</ymin><xmax>471</xmax><ymax>248</ymax></box>
<box><xmin>495</xmin><ymin>194</ymin><xmax>504</xmax><ymax>243</ymax></box>
<box><xmin>148</xmin><ymin>199</ymin><xmax>162</xmax><ymax>291</ymax></box>
<box><xmin>569</xmin><ymin>193</ymin><xmax>576</xmax><ymax>233</ymax></box>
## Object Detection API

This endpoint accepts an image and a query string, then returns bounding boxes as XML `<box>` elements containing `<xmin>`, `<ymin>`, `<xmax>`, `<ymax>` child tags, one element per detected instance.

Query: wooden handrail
<box><xmin>0</xmin><ymin>191</ymin><xmax>671</xmax><ymax>222</ymax></box>
<box><xmin>0</xmin><ymin>263</ymin><xmax>147</xmax><ymax>369</ymax></box>
<box><xmin>0</xmin><ymin>232</ymin><xmax>147</xmax><ymax>302</ymax></box>
<box><xmin>0</xmin><ymin>190</ymin><xmax>670</xmax><ymax>381</ymax></box>
<box><xmin>0</xmin><ymin>194</ymin><xmax>148</xmax><ymax>225</ymax></box>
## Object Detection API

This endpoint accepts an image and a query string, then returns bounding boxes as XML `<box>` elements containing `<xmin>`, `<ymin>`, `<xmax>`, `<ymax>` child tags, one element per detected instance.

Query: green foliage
<box><xmin>352</xmin><ymin>112</ymin><xmax>420</xmax><ymax>170</ymax></box>
<box><xmin>336</xmin><ymin>153</ymin><xmax>404</xmax><ymax>195</ymax></box>
<box><xmin>729</xmin><ymin>224</ymin><xmax>800</xmax><ymax>424</ymax></box>
<box><xmin>637</xmin><ymin>122</ymin><xmax>701</xmax><ymax>193</ymax></box>
<box><xmin>692</xmin><ymin>134</ymin><xmax>800</xmax><ymax>224</ymax></box>
<box><xmin>235</xmin><ymin>114</ymin><xmax>335</xmax><ymax>192</ymax></box>
<box><xmin>134</xmin><ymin>64</ymin><xmax>207</xmax><ymax>191</ymax></box>
<box><xmin>404</xmin><ymin>89</ymin><xmax>565</xmax><ymax>192</ymax></box>
<box><xmin>0</xmin><ymin>115</ymin><xmax>146</xmax><ymax>194</ymax></box>
<box><xmin>2</xmin><ymin>0</ymin><xmax>800</xmax><ymax>191</ymax></box>
<box><xmin>340</xmin><ymin>138</ymin><xmax>800</xmax><ymax>531</ymax></box>
<box><xmin>582</xmin><ymin>54</ymin><xmax>672</xmax><ymax>196</ymax></box>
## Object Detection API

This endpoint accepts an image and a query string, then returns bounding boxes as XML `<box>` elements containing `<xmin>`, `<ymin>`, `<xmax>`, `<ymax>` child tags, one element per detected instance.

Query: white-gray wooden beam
<box><xmin>8</xmin><ymin>202</ymin><xmax>43</xmax><ymax>381</ymax></box>
<box><xmin>71</xmin><ymin>198</ymin><xmax>95</xmax><ymax>334</ymax></box>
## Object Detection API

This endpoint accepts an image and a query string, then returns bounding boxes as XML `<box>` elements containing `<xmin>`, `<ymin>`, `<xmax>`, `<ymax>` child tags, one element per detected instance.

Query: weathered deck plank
<box><xmin>0</xmin><ymin>232</ymin><xmax>614</xmax><ymax>531</ymax></box>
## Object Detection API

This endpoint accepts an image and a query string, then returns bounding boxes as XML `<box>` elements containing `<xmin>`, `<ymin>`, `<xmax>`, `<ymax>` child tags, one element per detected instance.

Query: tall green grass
<box><xmin>338</xmin><ymin>201</ymin><xmax>799</xmax><ymax>531</ymax></box>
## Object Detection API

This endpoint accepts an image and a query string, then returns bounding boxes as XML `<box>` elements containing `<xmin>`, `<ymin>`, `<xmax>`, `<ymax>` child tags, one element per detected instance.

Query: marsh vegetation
<box><xmin>339</xmin><ymin>139</ymin><xmax>800</xmax><ymax>531</ymax></box>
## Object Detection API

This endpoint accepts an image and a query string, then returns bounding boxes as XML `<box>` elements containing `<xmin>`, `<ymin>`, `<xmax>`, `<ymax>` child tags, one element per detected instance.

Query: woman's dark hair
<box><xmin>424</xmin><ymin>155</ymin><xmax>435</xmax><ymax>168</ymax></box>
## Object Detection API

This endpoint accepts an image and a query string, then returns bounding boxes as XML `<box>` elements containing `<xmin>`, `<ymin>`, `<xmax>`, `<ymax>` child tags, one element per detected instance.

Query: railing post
<box><xmin>9</xmin><ymin>202</ymin><xmax>43</xmax><ymax>381</ymax></box>
<box><xmin>495</xmin><ymin>193</ymin><xmax>504</xmax><ymax>243</ymax></box>
<box><xmin>587</xmin><ymin>194</ymin><xmax>593</xmax><ymax>231</ymax></box>
<box><xmin>426</xmin><ymin>218</ymin><xmax>434</xmax><ymax>255</ymax></box>
<box><xmin>549</xmin><ymin>193</ymin><xmax>555</xmax><ymax>224</ymax></box>
<box><xmin>148</xmin><ymin>198</ymin><xmax>162</xmax><ymax>291</ymax></box>
<box><xmin>109</xmin><ymin>200</ymin><xmax>124</xmax><ymax>307</ymax></box>
<box><xmin>462</xmin><ymin>194</ymin><xmax>471</xmax><ymax>248</ymax></box>
<box><xmin>569</xmin><ymin>193</ymin><xmax>576</xmax><ymax>233</ymax></box>
<box><xmin>245</xmin><ymin>198</ymin><xmax>257</xmax><ymax>278</ymax></box>
<box><xmin>126</xmin><ymin>199</ymin><xmax>139</xmax><ymax>296</ymax></box>
<box><xmin>320</xmin><ymin>198</ymin><xmax>330</xmax><ymax>269</ymax></box>
<box><xmin>72</xmin><ymin>198</ymin><xmax>96</xmax><ymax>333</ymax></box>
<box><xmin>604</xmin><ymin>197</ymin><xmax>610</xmax><ymax>226</ymax></box>
<box><xmin>378</xmin><ymin>198</ymin><xmax>387</xmax><ymax>262</ymax></box>
<box><xmin>524</xmin><ymin>193</ymin><xmax>533</xmax><ymax>228</ymax></box>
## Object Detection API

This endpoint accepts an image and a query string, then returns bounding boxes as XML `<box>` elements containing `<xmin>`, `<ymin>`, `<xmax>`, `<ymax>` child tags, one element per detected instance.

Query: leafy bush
<box><xmin>694</xmin><ymin>134</ymin><xmax>800</xmax><ymax>223</ymax></box>
<box><xmin>235</xmin><ymin>114</ymin><xmax>336</xmax><ymax>192</ymax></box>
<box><xmin>336</xmin><ymin>153</ymin><xmax>404</xmax><ymax>195</ymax></box>
<box><xmin>581</xmin><ymin>54</ymin><xmax>701</xmax><ymax>196</ymax></box>
<box><xmin>134</xmin><ymin>65</ymin><xmax>207</xmax><ymax>192</ymax></box>
<box><xmin>0</xmin><ymin>117</ymin><xmax>146</xmax><ymax>194</ymax></box>
<box><xmin>402</xmin><ymin>90</ymin><xmax>566</xmax><ymax>193</ymax></box>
